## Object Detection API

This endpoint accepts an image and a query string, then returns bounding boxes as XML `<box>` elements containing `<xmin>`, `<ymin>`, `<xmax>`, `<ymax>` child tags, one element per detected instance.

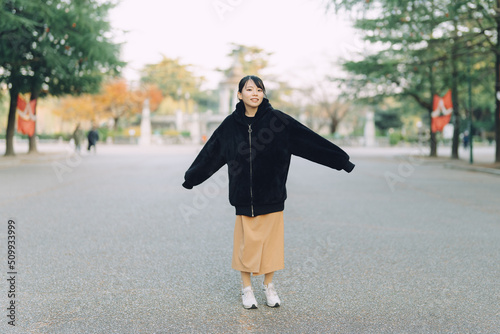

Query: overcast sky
<box><xmin>109</xmin><ymin>0</ymin><xmax>361</xmax><ymax>90</ymax></box>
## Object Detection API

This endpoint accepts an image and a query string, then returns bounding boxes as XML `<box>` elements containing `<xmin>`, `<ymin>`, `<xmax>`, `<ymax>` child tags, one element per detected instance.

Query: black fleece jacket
<box><xmin>182</xmin><ymin>98</ymin><xmax>355</xmax><ymax>217</ymax></box>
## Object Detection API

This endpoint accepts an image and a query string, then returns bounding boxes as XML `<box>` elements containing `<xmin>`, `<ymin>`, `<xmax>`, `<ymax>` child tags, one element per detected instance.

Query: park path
<box><xmin>0</xmin><ymin>144</ymin><xmax>499</xmax><ymax>333</ymax></box>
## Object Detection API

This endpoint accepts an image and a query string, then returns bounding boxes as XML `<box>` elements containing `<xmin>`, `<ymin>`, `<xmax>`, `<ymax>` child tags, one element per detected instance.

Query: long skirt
<box><xmin>231</xmin><ymin>211</ymin><xmax>284</xmax><ymax>276</ymax></box>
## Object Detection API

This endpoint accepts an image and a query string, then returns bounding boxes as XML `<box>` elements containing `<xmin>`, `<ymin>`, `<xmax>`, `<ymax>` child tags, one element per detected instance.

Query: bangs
<box><xmin>249</xmin><ymin>76</ymin><xmax>265</xmax><ymax>91</ymax></box>
<box><xmin>239</xmin><ymin>75</ymin><xmax>266</xmax><ymax>95</ymax></box>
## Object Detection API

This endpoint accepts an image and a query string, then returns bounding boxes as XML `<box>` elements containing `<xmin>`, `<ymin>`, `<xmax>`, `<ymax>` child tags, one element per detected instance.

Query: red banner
<box><xmin>17</xmin><ymin>95</ymin><xmax>37</xmax><ymax>137</ymax></box>
<box><xmin>431</xmin><ymin>90</ymin><xmax>452</xmax><ymax>133</ymax></box>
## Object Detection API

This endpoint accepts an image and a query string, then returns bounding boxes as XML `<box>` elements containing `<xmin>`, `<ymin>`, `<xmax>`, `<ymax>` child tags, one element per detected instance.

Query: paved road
<box><xmin>1</xmin><ymin>144</ymin><xmax>499</xmax><ymax>333</ymax></box>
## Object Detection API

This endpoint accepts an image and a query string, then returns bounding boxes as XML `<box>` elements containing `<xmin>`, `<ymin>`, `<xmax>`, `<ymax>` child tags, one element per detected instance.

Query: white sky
<box><xmin>109</xmin><ymin>0</ymin><xmax>362</xmax><ymax>90</ymax></box>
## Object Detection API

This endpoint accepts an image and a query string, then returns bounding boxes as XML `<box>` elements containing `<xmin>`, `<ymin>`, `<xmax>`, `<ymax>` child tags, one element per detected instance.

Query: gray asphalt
<box><xmin>1</xmin><ymin>145</ymin><xmax>499</xmax><ymax>333</ymax></box>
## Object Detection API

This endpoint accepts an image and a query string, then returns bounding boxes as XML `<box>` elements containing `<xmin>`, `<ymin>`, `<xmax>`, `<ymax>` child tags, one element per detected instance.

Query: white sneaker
<box><xmin>241</xmin><ymin>286</ymin><xmax>258</xmax><ymax>309</ymax></box>
<box><xmin>263</xmin><ymin>282</ymin><xmax>281</xmax><ymax>307</ymax></box>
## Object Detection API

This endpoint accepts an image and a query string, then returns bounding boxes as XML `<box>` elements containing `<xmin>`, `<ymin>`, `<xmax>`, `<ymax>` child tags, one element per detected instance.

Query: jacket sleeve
<box><xmin>288</xmin><ymin>117</ymin><xmax>355</xmax><ymax>173</ymax></box>
<box><xmin>182</xmin><ymin>129</ymin><xmax>227</xmax><ymax>189</ymax></box>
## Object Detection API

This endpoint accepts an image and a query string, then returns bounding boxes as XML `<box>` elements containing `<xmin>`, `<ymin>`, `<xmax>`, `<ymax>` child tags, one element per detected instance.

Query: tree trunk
<box><xmin>429</xmin><ymin>125</ymin><xmax>437</xmax><ymax>157</ymax></box>
<box><xmin>451</xmin><ymin>19</ymin><xmax>460</xmax><ymax>160</ymax></box>
<box><xmin>451</xmin><ymin>80</ymin><xmax>460</xmax><ymax>159</ymax></box>
<box><xmin>429</xmin><ymin>64</ymin><xmax>437</xmax><ymax>157</ymax></box>
<box><xmin>5</xmin><ymin>85</ymin><xmax>19</xmax><ymax>157</ymax></box>
<box><xmin>496</xmin><ymin>0</ymin><xmax>500</xmax><ymax>162</ymax></box>
<box><xmin>28</xmin><ymin>134</ymin><xmax>37</xmax><ymax>153</ymax></box>
<box><xmin>28</xmin><ymin>88</ymin><xmax>40</xmax><ymax>154</ymax></box>
<box><xmin>330</xmin><ymin>117</ymin><xmax>339</xmax><ymax>135</ymax></box>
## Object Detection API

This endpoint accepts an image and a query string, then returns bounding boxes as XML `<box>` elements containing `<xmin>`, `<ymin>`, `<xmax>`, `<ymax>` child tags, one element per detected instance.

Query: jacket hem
<box><xmin>235</xmin><ymin>202</ymin><xmax>285</xmax><ymax>217</ymax></box>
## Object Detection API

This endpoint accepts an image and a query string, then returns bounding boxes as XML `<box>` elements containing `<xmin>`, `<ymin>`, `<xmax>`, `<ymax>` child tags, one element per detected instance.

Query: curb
<box><xmin>400</xmin><ymin>154</ymin><xmax>500</xmax><ymax>176</ymax></box>
<box><xmin>0</xmin><ymin>152</ymin><xmax>69</xmax><ymax>169</ymax></box>
<box><xmin>444</xmin><ymin>163</ymin><xmax>500</xmax><ymax>176</ymax></box>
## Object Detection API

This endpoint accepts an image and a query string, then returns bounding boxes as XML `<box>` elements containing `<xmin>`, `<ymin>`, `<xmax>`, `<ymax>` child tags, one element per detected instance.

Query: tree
<box><xmin>374</xmin><ymin>107</ymin><xmax>404</xmax><ymax>133</ymax></box>
<box><xmin>140</xmin><ymin>56</ymin><xmax>202</xmax><ymax>109</ymax></box>
<box><xmin>471</xmin><ymin>0</ymin><xmax>500</xmax><ymax>162</ymax></box>
<box><xmin>329</xmin><ymin>1</ymin><xmax>443</xmax><ymax>154</ymax></box>
<box><xmin>53</xmin><ymin>94</ymin><xmax>99</xmax><ymax>123</ymax></box>
<box><xmin>266</xmin><ymin>80</ymin><xmax>303</xmax><ymax>118</ymax></box>
<box><xmin>53</xmin><ymin>81</ymin><xmax>163</xmax><ymax>131</ymax></box>
<box><xmin>0</xmin><ymin>0</ymin><xmax>123</xmax><ymax>156</ymax></box>
<box><xmin>220</xmin><ymin>43</ymin><xmax>272</xmax><ymax>76</ymax></box>
<box><xmin>327</xmin><ymin>0</ymin><xmax>496</xmax><ymax>159</ymax></box>
<box><xmin>313</xmin><ymin>85</ymin><xmax>351</xmax><ymax>135</ymax></box>
<box><xmin>94</xmin><ymin>79</ymin><xmax>142</xmax><ymax>130</ymax></box>
<box><xmin>294</xmin><ymin>81</ymin><xmax>351</xmax><ymax>134</ymax></box>
<box><xmin>495</xmin><ymin>0</ymin><xmax>500</xmax><ymax>162</ymax></box>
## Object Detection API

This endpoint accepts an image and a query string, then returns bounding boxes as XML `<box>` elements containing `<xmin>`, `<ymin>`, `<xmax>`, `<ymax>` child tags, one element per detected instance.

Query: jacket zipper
<box><xmin>248</xmin><ymin>124</ymin><xmax>254</xmax><ymax>217</ymax></box>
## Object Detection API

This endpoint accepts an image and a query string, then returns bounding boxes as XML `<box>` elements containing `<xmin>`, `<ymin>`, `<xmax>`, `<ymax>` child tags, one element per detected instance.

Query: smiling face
<box><xmin>237</xmin><ymin>79</ymin><xmax>264</xmax><ymax>114</ymax></box>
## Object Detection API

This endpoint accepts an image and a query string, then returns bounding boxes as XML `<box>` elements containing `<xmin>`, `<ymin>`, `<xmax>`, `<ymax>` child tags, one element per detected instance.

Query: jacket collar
<box><xmin>233</xmin><ymin>98</ymin><xmax>273</xmax><ymax>125</ymax></box>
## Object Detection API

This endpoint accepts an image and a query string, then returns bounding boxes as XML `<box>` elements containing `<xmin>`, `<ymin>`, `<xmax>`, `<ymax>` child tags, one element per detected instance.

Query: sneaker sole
<box><xmin>244</xmin><ymin>304</ymin><xmax>258</xmax><ymax>309</ymax></box>
<box><xmin>266</xmin><ymin>302</ymin><xmax>280</xmax><ymax>308</ymax></box>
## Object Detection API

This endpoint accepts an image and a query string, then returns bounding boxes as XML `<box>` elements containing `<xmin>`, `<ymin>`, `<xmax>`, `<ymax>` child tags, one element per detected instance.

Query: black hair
<box><xmin>238</xmin><ymin>75</ymin><xmax>266</xmax><ymax>97</ymax></box>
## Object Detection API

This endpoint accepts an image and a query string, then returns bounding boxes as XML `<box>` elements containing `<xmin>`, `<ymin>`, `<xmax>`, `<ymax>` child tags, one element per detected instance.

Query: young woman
<box><xmin>182</xmin><ymin>75</ymin><xmax>355</xmax><ymax>309</ymax></box>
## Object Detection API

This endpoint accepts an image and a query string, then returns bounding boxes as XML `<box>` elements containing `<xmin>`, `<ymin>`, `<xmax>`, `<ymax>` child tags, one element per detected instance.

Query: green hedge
<box><xmin>389</xmin><ymin>131</ymin><xmax>402</xmax><ymax>146</ymax></box>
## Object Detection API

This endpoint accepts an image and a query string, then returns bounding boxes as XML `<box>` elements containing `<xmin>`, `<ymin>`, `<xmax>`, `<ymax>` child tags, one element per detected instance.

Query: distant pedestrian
<box><xmin>463</xmin><ymin>131</ymin><xmax>469</xmax><ymax>149</ymax></box>
<box><xmin>182</xmin><ymin>75</ymin><xmax>355</xmax><ymax>309</ymax></box>
<box><xmin>87</xmin><ymin>126</ymin><xmax>99</xmax><ymax>154</ymax></box>
<box><xmin>72</xmin><ymin>123</ymin><xmax>84</xmax><ymax>153</ymax></box>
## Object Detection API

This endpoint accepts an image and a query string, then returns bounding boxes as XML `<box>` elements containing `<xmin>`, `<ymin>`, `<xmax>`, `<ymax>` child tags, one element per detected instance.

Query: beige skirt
<box><xmin>231</xmin><ymin>211</ymin><xmax>284</xmax><ymax>276</ymax></box>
